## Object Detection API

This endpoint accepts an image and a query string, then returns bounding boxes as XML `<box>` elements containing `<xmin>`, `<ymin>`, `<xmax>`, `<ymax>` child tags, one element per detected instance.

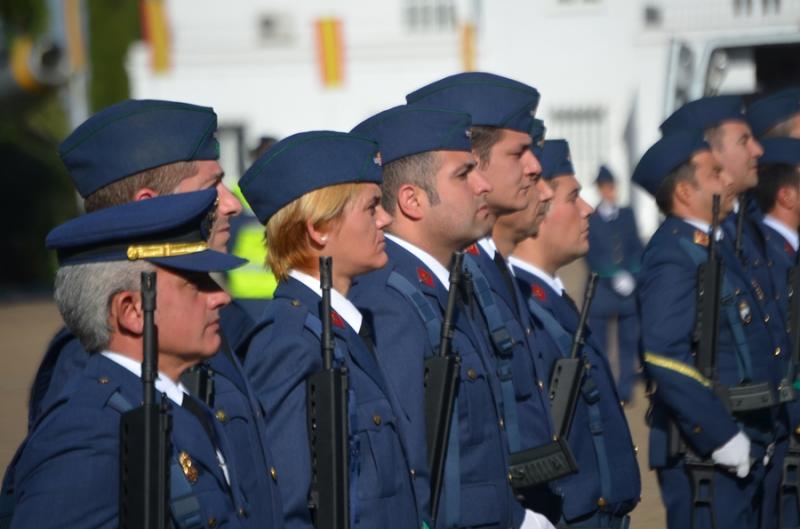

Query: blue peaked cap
<box><xmin>595</xmin><ymin>165</ymin><xmax>615</xmax><ymax>184</ymax></box>
<box><xmin>240</xmin><ymin>131</ymin><xmax>383</xmax><ymax>224</ymax></box>
<box><xmin>540</xmin><ymin>140</ymin><xmax>574</xmax><ymax>179</ymax></box>
<box><xmin>405</xmin><ymin>72</ymin><xmax>540</xmax><ymax>134</ymax></box>
<box><xmin>747</xmin><ymin>88</ymin><xmax>800</xmax><ymax>138</ymax></box>
<box><xmin>46</xmin><ymin>188</ymin><xmax>246</xmax><ymax>272</ymax></box>
<box><xmin>351</xmin><ymin>105</ymin><xmax>472</xmax><ymax>165</ymax></box>
<box><xmin>60</xmin><ymin>99</ymin><xmax>220</xmax><ymax>198</ymax></box>
<box><xmin>530</xmin><ymin>118</ymin><xmax>546</xmax><ymax>159</ymax></box>
<box><xmin>660</xmin><ymin>95</ymin><xmax>746</xmax><ymax>135</ymax></box>
<box><xmin>633</xmin><ymin>130</ymin><xmax>710</xmax><ymax>197</ymax></box>
<box><xmin>758</xmin><ymin>137</ymin><xmax>800</xmax><ymax>166</ymax></box>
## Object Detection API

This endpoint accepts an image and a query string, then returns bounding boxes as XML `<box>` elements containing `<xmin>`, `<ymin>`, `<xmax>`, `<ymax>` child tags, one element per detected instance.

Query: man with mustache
<box><xmin>509</xmin><ymin>139</ymin><xmax>641</xmax><ymax>528</ymax></box>
<box><xmin>19</xmin><ymin>100</ymin><xmax>283</xmax><ymax>529</ymax></box>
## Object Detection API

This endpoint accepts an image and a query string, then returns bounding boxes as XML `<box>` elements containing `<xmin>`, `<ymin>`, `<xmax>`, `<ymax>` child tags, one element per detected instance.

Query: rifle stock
<box><xmin>308</xmin><ymin>257</ymin><xmax>350</xmax><ymax>529</ymax></box>
<box><xmin>425</xmin><ymin>251</ymin><xmax>464</xmax><ymax>521</ymax></box>
<box><xmin>119</xmin><ymin>272</ymin><xmax>170</xmax><ymax>529</ymax></box>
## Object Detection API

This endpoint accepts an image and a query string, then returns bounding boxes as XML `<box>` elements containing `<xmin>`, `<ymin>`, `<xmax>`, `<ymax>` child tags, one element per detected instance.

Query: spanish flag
<box><xmin>140</xmin><ymin>0</ymin><xmax>171</xmax><ymax>73</ymax></box>
<box><xmin>315</xmin><ymin>18</ymin><xmax>344</xmax><ymax>88</ymax></box>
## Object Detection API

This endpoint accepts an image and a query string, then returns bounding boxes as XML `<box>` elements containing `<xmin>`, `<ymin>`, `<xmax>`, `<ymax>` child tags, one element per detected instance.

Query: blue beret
<box><xmin>405</xmin><ymin>72</ymin><xmax>540</xmax><ymax>134</ymax></box>
<box><xmin>530</xmin><ymin>118</ymin><xmax>546</xmax><ymax>159</ymax></box>
<box><xmin>747</xmin><ymin>88</ymin><xmax>800</xmax><ymax>138</ymax></box>
<box><xmin>46</xmin><ymin>188</ymin><xmax>246</xmax><ymax>272</ymax></box>
<box><xmin>595</xmin><ymin>165</ymin><xmax>615</xmax><ymax>185</ymax></box>
<box><xmin>632</xmin><ymin>130</ymin><xmax>710</xmax><ymax>197</ymax></box>
<box><xmin>351</xmin><ymin>105</ymin><xmax>472</xmax><ymax>165</ymax></box>
<box><xmin>60</xmin><ymin>99</ymin><xmax>220</xmax><ymax>198</ymax></box>
<box><xmin>758</xmin><ymin>137</ymin><xmax>800</xmax><ymax>166</ymax></box>
<box><xmin>540</xmin><ymin>140</ymin><xmax>575</xmax><ymax>180</ymax></box>
<box><xmin>660</xmin><ymin>95</ymin><xmax>746</xmax><ymax>135</ymax></box>
<box><xmin>240</xmin><ymin>131</ymin><xmax>383</xmax><ymax>224</ymax></box>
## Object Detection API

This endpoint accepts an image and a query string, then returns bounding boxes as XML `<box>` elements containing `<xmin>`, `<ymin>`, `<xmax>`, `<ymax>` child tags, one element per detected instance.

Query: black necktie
<box><xmin>182</xmin><ymin>394</ymin><xmax>218</xmax><ymax>448</ymax></box>
<box><xmin>358</xmin><ymin>318</ymin><xmax>377</xmax><ymax>356</ymax></box>
<box><xmin>493</xmin><ymin>252</ymin><xmax>517</xmax><ymax>301</ymax></box>
<box><xmin>562</xmin><ymin>291</ymin><xmax>579</xmax><ymax>315</ymax></box>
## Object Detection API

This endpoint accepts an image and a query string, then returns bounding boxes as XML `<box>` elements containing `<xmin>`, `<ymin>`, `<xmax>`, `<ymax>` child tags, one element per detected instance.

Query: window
<box><xmin>546</xmin><ymin>106</ymin><xmax>609</xmax><ymax>186</ymax></box>
<box><xmin>404</xmin><ymin>0</ymin><xmax>457</xmax><ymax>32</ymax></box>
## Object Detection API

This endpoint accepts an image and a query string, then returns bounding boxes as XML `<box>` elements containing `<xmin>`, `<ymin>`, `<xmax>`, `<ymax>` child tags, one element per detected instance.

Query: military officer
<box><xmin>347</xmin><ymin>105</ymin><xmax>554</xmax><ymax>529</ymax></box>
<box><xmin>238</xmin><ymin>131</ymin><xmax>420</xmax><ymax>529</ymax></box>
<box><xmin>7</xmin><ymin>190</ymin><xmax>253</xmax><ymax>529</ymax></box>
<box><xmin>509</xmin><ymin>139</ymin><xmax>641</xmax><ymax>527</ymax></box>
<box><xmin>22</xmin><ymin>99</ymin><xmax>284</xmax><ymax>529</ymax></box>
<box><xmin>635</xmin><ymin>130</ymin><xmax>784</xmax><ymax>529</ymax></box>
<box><xmin>747</xmin><ymin>87</ymin><xmax>800</xmax><ymax>140</ymax></box>
<box><xmin>585</xmin><ymin>165</ymin><xmax>644</xmax><ymax>403</ymax></box>
<box><xmin>406</xmin><ymin>73</ymin><xmax>568</xmax><ymax>520</ymax></box>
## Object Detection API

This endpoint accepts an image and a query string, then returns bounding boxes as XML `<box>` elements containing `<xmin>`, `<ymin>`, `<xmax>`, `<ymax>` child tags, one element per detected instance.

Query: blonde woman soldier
<box><xmin>238</xmin><ymin>131</ymin><xmax>422</xmax><ymax>529</ymax></box>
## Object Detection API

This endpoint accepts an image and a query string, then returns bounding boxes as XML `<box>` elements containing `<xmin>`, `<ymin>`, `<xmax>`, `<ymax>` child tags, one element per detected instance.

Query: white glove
<box><xmin>711</xmin><ymin>431</ymin><xmax>751</xmax><ymax>478</ymax></box>
<box><xmin>611</xmin><ymin>271</ymin><xmax>635</xmax><ymax>297</ymax></box>
<box><xmin>521</xmin><ymin>509</ymin><xmax>556</xmax><ymax>529</ymax></box>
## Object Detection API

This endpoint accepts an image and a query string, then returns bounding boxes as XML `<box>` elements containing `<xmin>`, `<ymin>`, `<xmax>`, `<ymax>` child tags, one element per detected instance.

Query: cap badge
<box><xmin>373</xmin><ymin>152</ymin><xmax>382</xmax><ymax>167</ymax></box>
<box><xmin>179</xmin><ymin>451</ymin><xmax>199</xmax><ymax>484</ymax></box>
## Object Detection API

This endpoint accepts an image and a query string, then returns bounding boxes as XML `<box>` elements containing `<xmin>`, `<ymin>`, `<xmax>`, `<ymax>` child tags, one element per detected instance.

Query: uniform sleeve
<box><xmin>637</xmin><ymin>243</ymin><xmax>739</xmax><ymax>456</ymax></box>
<box><xmin>11</xmin><ymin>408</ymin><xmax>118</xmax><ymax>529</ymax></box>
<box><xmin>244</xmin><ymin>318</ymin><xmax>318</xmax><ymax>529</ymax></box>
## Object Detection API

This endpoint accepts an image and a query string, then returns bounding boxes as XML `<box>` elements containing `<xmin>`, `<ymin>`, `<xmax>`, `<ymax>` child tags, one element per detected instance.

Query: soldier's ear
<box><xmin>776</xmin><ymin>185</ymin><xmax>798</xmax><ymax>210</ymax></box>
<box><xmin>306</xmin><ymin>218</ymin><xmax>330</xmax><ymax>249</ymax></box>
<box><xmin>673</xmin><ymin>179</ymin><xmax>694</xmax><ymax>208</ymax></box>
<box><xmin>396</xmin><ymin>183</ymin><xmax>425</xmax><ymax>221</ymax></box>
<box><xmin>133</xmin><ymin>187</ymin><xmax>161</xmax><ymax>201</ymax></box>
<box><xmin>112</xmin><ymin>290</ymin><xmax>144</xmax><ymax>336</ymax></box>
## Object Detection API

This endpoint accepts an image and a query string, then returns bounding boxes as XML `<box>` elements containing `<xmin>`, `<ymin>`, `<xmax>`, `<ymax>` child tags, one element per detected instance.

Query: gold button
<box><xmin>499</xmin><ymin>418</ymin><xmax>505</xmax><ymax>429</ymax></box>
<box><xmin>775</xmin><ymin>347</ymin><xmax>782</xmax><ymax>357</ymax></box>
<box><xmin>270</xmin><ymin>466</ymin><xmax>277</xmax><ymax>481</ymax></box>
<box><xmin>735</xmin><ymin>288</ymin><xmax>742</xmax><ymax>295</ymax></box>
<box><xmin>597</xmin><ymin>497</ymin><xmax>607</xmax><ymax>508</ymax></box>
<box><xmin>467</xmin><ymin>368</ymin><xmax>478</xmax><ymax>380</ymax></box>
<box><xmin>373</xmin><ymin>414</ymin><xmax>382</xmax><ymax>426</ymax></box>
<box><xmin>215</xmin><ymin>409</ymin><xmax>228</xmax><ymax>422</ymax></box>
<box><xmin>764</xmin><ymin>314</ymin><xmax>771</xmax><ymax>323</ymax></box>
<box><xmin>237</xmin><ymin>507</ymin><xmax>248</xmax><ymax>518</ymax></box>
<box><xmin>693</xmin><ymin>425</ymin><xmax>702</xmax><ymax>434</ymax></box>
<box><xmin>795</xmin><ymin>425</ymin><xmax>800</xmax><ymax>437</ymax></box>
<box><xmin>537</xmin><ymin>380</ymin><xmax>544</xmax><ymax>390</ymax></box>
<box><xmin>508</xmin><ymin>472</ymin><xmax>513</xmax><ymax>483</ymax></box>
<box><xmin>526</xmin><ymin>327</ymin><xmax>532</xmax><ymax>335</ymax></box>
<box><xmin>208</xmin><ymin>517</ymin><xmax>217</xmax><ymax>528</ymax></box>
<box><xmin>410</xmin><ymin>468</ymin><xmax>416</xmax><ymax>479</ymax></box>
<box><xmin>98</xmin><ymin>376</ymin><xmax>110</xmax><ymax>385</ymax></box>
<box><xmin>291</xmin><ymin>299</ymin><xmax>301</xmax><ymax>307</ymax></box>
<box><xmin>634</xmin><ymin>445</ymin><xmax>639</xmax><ymax>454</ymax></box>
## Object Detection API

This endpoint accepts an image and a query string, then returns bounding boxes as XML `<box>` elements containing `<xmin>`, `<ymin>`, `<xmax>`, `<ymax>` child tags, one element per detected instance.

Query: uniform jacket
<box><xmin>513</xmin><ymin>266</ymin><xmax>641</xmax><ymax>521</ymax></box>
<box><xmin>242</xmin><ymin>277</ymin><xmax>419</xmax><ymax>529</ymax></box>
<box><xmin>10</xmin><ymin>354</ymin><xmax>248</xmax><ymax>529</ymax></box>
<box><xmin>638</xmin><ymin>216</ymin><xmax>786</xmax><ymax>468</ymax></box>
<box><xmin>349</xmin><ymin>238</ymin><xmax>522</xmax><ymax>529</ymax></box>
<box><xmin>586</xmin><ymin>206</ymin><xmax>643</xmax><ymax>317</ymax></box>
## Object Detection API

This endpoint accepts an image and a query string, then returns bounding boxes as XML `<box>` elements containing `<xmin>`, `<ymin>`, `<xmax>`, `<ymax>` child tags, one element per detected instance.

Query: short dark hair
<box><xmin>380</xmin><ymin>151</ymin><xmax>441</xmax><ymax>214</ymax></box>
<box><xmin>754</xmin><ymin>163</ymin><xmax>800</xmax><ymax>213</ymax></box>
<box><xmin>84</xmin><ymin>161</ymin><xmax>199</xmax><ymax>212</ymax></box>
<box><xmin>470</xmin><ymin>125</ymin><xmax>504</xmax><ymax>168</ymax></box>
<box><xmin>654</xmin><ymin>160</ymin><xmax>697</xmax><ymax>215</ymax></box>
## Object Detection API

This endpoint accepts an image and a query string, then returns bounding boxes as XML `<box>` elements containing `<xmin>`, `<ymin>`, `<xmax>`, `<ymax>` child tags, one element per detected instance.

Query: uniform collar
<box><xmin>101</xmin><ymin>351</ymin><xmax>187</xmax><ymax>405</ymax></box>
<box><xmin>289</xmin><ymin>269</ymin><xmax>363</xmax><ymax>332</ymax></box>
<box><xmin>385</xmin><ymin>233</ymin><xmax>450</xmax><ymax>290</ymax></box>
<box><xmin>508</xmin><ymin>256</ymin><xmax>565</xmax><ymax>294</ymax></box>
<box><xmin>764</xmin><ymin>214</ymin><xmax>799</xmax><ymax>251</ymax></box>
<box><xmin>682</xmin><ymin>217</ymin><xmax>724</xmax><ymax>241</ymax></box>
<box><xmin>596</xmin><ymin>200</ymin><xmax>619</xmax><ymax>221</ymax></box>
<box><xmin>478</xmin><ymin>236</ymin><xmax>516</xmax><ymax>276</ymax></box>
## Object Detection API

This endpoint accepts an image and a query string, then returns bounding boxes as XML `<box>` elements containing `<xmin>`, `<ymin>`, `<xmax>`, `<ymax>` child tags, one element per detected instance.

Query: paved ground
<box><xmin>0</xmin><ymin>273</ymin><xmax>666</xmax><ymax>527</ymax></box>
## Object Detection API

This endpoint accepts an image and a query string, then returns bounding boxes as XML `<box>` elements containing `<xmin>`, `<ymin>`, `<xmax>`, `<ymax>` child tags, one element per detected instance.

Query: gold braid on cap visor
<box><xmin>126</xmin><ymin>241</ymin><xmax>209</xmax><ymax>260</ymax></box>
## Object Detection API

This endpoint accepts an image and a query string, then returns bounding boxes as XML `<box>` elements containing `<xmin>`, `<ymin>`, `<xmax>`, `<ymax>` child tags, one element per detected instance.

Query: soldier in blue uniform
<box><xmin>407</xmin><ymin>73</ymin><xmax>569</xmax><ymax>521</ymax></box>
<box><xmin>238</xmin><ymin>131</ymin><xmax>420</xmax><ymax>529</ymax></box>
<box><xmin>510</xmin><ymin>139</ymin><xmax>641</xmax><ymax>528</ymax></box>
<box><xmin>347</xmin><ymin>105</ymin><xmax>554</xmax><ymax>529</ymax></box>
<box><xmin>661</xmin><ymin>96</ymin><xmax>793</xmax><ymax>529</ymax></box>
<box><xmin>634</xmin><ymin>130</ymin><xmax>785</xmax><ymax>529</ymax></box>
<box><xmin>585</xmin><ymin>165</ymin><xmax>644</xmax><ymax>403</ymax></box>
<box><xmin>22</xmin><ymin>100</ymin><xmax>284</xmax><ymax>529</ymax></box>
<box><xmin>6</xmin><ymin>190</ymin><xmax>255</xmax><ymax>529</ymax></box>
<box><xmin>747</xmin><ymin>88</ymin><xmax>800</xmax><ymax>140</ymax></box>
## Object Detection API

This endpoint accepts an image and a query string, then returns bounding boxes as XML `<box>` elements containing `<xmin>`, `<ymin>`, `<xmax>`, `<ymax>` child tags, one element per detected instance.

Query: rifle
<box><xmin>119</xmin><ymin>272</ymin><xmax>171</xmax><ymax>529</ymax></box>
<box><xmin>425</xmin><ymin>251</ymin><xmax>464</xmax><ymax>521</ymax></box>
<box><xmin>307</xmin><ymin>256</ymin><xmax>350</xmax><ymax>529</ymax></box>
<box><xmin>548</xmin><ymin>273</ymin><xmax>599</xmax><ymax>440</ymax></box>
<box><xmin>734</xmin><ymin>194</ymin><xmax>746</xmax><ymax>260</ymax></box>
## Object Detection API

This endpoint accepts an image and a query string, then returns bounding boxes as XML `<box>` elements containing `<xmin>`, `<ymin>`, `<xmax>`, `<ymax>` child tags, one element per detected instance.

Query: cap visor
<box><xmin>148</xmin><ymin>250</ymin><xmax>247</xmax><ymax>273</ymax></box>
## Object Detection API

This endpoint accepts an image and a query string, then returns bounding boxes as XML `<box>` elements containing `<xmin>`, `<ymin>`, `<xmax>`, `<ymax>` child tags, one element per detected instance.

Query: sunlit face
<box><xmin>597</xmin><ymin>181</ymin><xmax>617</xmax><ymax>204</ymax></box>
<box><xmin>711</xmin><ymin>120</ymin><xmax>763</xmax><ymax>194</ymax></box>
<box><xmin>324</xmin><ymin>183</ymin><xmax>392</xmax><ymax>280</ymax></box>
<box><xmin>426</xmin><ymin>150</ymin><xmax>493</xmax><ymax>247</ymax></box>
<box><xmin>686</xmin><ymin>150</ymin><xmax>729</xmax><ymax>222</ymax></box>
<box><xmin>537</xmin><ymin>174</ymin><xmax>593</xmax><ymax>265</ymax></box>
<box><xmin>174</xmin><ymin>160</ymin><xmax>243</xmax><ymax>251</ymax></box>
<box><xmin>474</xmin><ymin>129</ymin><xmax>542</xmax><ymax>216</ymax></box>
<box><xmin>155</xmin><ymin>266</ymin><xmax>231</xmax><ymax>364</ymax></box>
